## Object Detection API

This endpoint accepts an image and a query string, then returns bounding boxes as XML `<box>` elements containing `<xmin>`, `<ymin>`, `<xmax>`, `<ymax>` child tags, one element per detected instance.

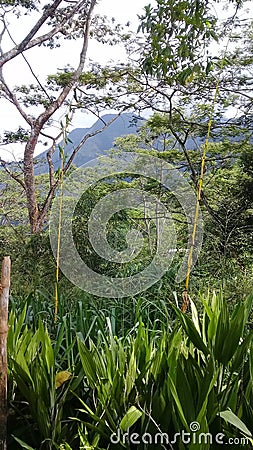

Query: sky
<box><xmin>0</xmin><ymin>0</ymin><xmax>154</xmax><ymax>161</ymax></box>
<box><xmin>0</xmin><ymin>0</ymin><xmax>251</xmax><ymax>161</ymax></box>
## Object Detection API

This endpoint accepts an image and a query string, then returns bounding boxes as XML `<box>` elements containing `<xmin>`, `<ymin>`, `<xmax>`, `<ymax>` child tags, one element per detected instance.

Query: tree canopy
<box><xmin>0</xmin><ymin>0</ymin><xmax>253</xmax><ymax>284</ymax></box>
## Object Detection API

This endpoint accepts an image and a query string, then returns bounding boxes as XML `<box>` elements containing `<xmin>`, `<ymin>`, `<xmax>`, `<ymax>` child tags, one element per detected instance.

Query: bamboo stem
<box><xmin>0</xmin><ymin>256</ymin><xmax>11</xmax><ymax>450</ymax></box>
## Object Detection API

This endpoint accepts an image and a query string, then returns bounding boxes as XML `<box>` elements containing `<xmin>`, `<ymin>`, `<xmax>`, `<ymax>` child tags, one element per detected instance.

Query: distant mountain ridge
<box><xmin>3</xmin><ymin>112</ymin><xmax>244</xmax><ymax>176</ymax></box>
<box><xmin>35</xmin><ymin>113</ymin><xmax>144</xmax><ymax>174</ymax></box>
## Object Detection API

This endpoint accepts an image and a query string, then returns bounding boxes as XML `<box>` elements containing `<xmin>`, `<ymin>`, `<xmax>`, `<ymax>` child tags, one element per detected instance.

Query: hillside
<box><xmin>34</xmin><ymin>113</ymin><xmax>143</xmax><ymax>174</ymax></box>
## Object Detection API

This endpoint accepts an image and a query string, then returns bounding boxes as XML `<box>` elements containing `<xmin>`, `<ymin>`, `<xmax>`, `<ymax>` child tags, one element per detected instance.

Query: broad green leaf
<box><xmin>176</xmin><ymin>358</ymin><xmax>196</xmax><ymax>423</ymax></box>
<box><xmin>167</xmin><ymin>374</ymin><xmax>189</xmax><ymax>431</ymax></box>
<box><xmin>197</xmin><ymin>363</ymin><xmax>219</xmax><ymax>423</ymax></box>
<box><xmin>219</xmin><ymin>410</ymin><xmax>252</xmax><ymax>437</ymax></box>
<box><xmin>244</xmin><ymin>294</ymin><xmax>253</xmax><ymax>321</ymax></box>
<box><xmin>213</xmin><ymin>303</ymin><xmax>229</xmax><ymax>361</ymax></box>
<box><xmin>120</xmin><ymin>406</ymin><xmax>142</xmax><ymax>431</ymax></box>
<box><xmin>171</xmin><ymin>304</ymin><xmax>209</xmax><ymax>357</ymax></box>
<box><xmin>77</xmin><ymin>339</ymin><xmax>98</xmax><ymax>388</ymax></box>
<box><xmin>190</xmin><ymin>298</ymin><xmax>201</xmax><ymax>335</ymax></box>
<box><xmin>231</xmin><ymin>332</ymin><xmax>253</xmax><ymax>373</ymax></box>
<box><xmin>125</xmin><ymin>348</ymin><xmax>137</xmax><ymax>395</ymax></box>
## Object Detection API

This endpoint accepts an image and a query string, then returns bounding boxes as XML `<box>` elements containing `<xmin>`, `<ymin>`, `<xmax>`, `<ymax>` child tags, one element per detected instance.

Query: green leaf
<box><xmin>171</xmin><ymin>304</ymin><xmax>209</xmax><ymax>357</ymax></box>
<box><xmin>77</xmin><ymin>339</ymin><xmax>98</xmax><ymax>388</ymax></box>
<box><xmin>219</xmin><ymin>410</ymin><xmax>252</xmax><ymax>437</ymax></box>
<box><xmin>125</xmin><ymin>348</ymin><xmax>137</xmax><ymax>395</ymax></box>
<box><xmin>230</xmin><ymin>332</ymin><xmax>253</xmax><ymax>373</ymax></box>
<box><xmin>120</xmin><ymin>406</ymin><xmax>142</xmax><ymax>431</ymax></box>
<box><xmin>12</xmin><ymin>436</ymin><xmax>36</xmax><ymax>450</ymax></box>
<box><xmin>167</xmin><ymin>374</ymin><xmax>189</xmax><ymax>431</ymax></box>
<box><xmin>175</xmin><ymin>357</ymin><xmax>196</xmax><ymax>423</ymax></box>
<box><xmin>190</xmin><ymin>298</ymin><xmax>201</xmax><ymax>335</ymax></box>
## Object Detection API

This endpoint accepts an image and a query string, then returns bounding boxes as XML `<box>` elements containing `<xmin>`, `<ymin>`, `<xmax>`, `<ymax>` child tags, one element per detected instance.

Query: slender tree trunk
<box><xmin>24</xmin><ymin>128</ymin><xmax>40</xmax><ymax>233</ymax></box>
<box><xmin>0</xmin><ymin>257</ymin><xmax>11</xmax><ymax>450</ymax></box>
<box><xmin>22</xmin><ymin>0</ymin><xmax>96</xmax><ymax>234</ymax></box>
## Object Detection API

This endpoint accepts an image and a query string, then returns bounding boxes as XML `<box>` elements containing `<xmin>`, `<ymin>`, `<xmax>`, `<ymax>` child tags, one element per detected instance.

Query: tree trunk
<box><xmin>22</xmin><ymin>0</ymin><xmax>96</xmax><ymax>234</ymax></box>
<box><xmin>0</xmin><ymin>257</ymin><xmax>11</xmax><ymax>450</ymax></box>
<box><xmin>24</xmin><ymin>128</ymin><xmax>40</xmax><ymax>233</ymax></box>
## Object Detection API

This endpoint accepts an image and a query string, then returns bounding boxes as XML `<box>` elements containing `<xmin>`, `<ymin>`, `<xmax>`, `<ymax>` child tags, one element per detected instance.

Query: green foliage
<box><xmin>73</xmin><ymin>292</ymin><xmax>253</xmax><ymax>449</ymax></box>
<box><xmin>219</xmin><ymin>410</ymin><xmax>252</xmax><ymax>440</ymax></box>
<box><xmin>2</xmin><ymin>127</ymin><xmax>29</xmax><ymax>144</ymax></box>
<box><xmin>0</xmin><ymin>171</ymin><xmax>27</xmax><ymax>225</ymax></box>
<box><xmin>111</xmin><ymin>116</ymin><xmax>253</xmax><ymax>298</ymax></box>
<box><xmin>0</xmin><ymin>0</ymin><xmax>37</xmax><ymax>8</ymax></box>
<box><xmin>1</xmin><ymin>3</ymin><xmax>253</xmax><ymax>446</ymax></box>
<box><xmin>138</xmin><ymin>0</ymin><xmax>217</xmax><ymax>82</ymax></box>
<box><xmin>8</xmin><ymin>307</ymin><xmax>75</xmax><ymax>448</ymax></box>
<box><xmin>47</xmin><ymin>66</ymin><xmax>129</xmax><ymax>90</ymax></box>
<box><xmin>7</xmin><ymin>291</ymin><xmax>253</xmax><ymax>449</ymax></box>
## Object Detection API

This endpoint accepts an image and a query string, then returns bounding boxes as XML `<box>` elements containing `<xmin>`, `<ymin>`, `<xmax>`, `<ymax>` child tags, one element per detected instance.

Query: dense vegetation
<box><xmin>0</xmin><ymin>0</ymin><xmax>253</xmax><ymax>448</ymax></box>
<box><xmin>5</xmin><ymin>292</ymin><xmax>253</xmax><ymax>449</ymax></box>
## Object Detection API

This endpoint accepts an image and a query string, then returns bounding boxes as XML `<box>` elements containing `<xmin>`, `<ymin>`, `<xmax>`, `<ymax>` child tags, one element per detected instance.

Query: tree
<box><xmin>111</xmin><ymin>113</ymin><xmax>253</xmax><ymax>298</ymax></box>
<box><xmin>1</xmin><ymin>0</ymin><xmax>252</xmax><ymax>237</ymax></box>
<box><xmin>0</xmin><ymin>0</ymin><xmax>136</xmax><ymax>232</ymax></box>
<box><xmin>132</xmin><ymin>0</ymin><xmax>253</xmax><ymax>231</ymax></box>
<box><xmin>0</xmin><ymin>0</ymin><xmax>97</xmax><ymax>232</ymax></box>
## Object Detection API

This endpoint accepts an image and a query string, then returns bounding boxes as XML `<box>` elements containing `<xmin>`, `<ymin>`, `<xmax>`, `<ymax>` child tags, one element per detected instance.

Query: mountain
<box><xmin>34</xmin><ymin>113</ymin><xmax>143</xmax><ymax>174</ymax></box>
<box><xmin>3</xmin><ymin>113</ymin><xmax>245</xmax><ymax>176</ymax></box>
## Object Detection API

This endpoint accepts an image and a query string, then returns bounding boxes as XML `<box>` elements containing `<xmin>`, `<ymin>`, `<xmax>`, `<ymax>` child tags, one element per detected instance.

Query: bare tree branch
<box><xmin>0</xmin><ymin>74</ymin><xmax>34</xmax><ymax>125</ymax></box>
<box><xmin>63</xmin><ymin>113</ymin><xmax>123</xmax><ymax>173</ymax></box>
<box><xmin>36</xmin><ymin>110</ymin><xmax>127</xmax><ymax>229</ymax></box>
<box><xmin>0</xmin><ymin>0</ymin><xmax>63</xmax><ymax>67</ymax></box>
<box><xmin>0</xmin><ymin>157</ymin><xmax>25</xmax><ymax>189</ymax></box>
<box><xmin>4</xmin><ymin>22</ymin><xmax>52</xmax><ymax>102</ymax></box>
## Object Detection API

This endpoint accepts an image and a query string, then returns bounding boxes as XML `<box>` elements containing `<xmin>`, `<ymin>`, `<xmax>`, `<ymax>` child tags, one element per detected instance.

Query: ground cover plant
<box><xmin>6</xmin><ymin>291</ymin><xmax>253</xmax><ymax>449</ymax></box>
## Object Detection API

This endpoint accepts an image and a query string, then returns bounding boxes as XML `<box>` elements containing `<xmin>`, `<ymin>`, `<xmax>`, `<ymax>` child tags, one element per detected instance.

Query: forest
<box><xmin>0</xmin><ymin>0</ymin><xmax>253</xmax><ymax>448</ymax></box>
